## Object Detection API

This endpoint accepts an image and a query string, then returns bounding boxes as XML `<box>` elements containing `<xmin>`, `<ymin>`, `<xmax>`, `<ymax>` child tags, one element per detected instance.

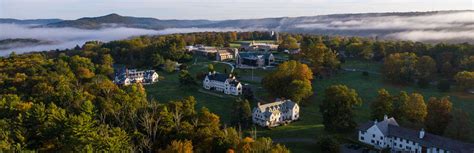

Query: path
<box><xmin>213</xmin><ymin>61</ymin><xmax>235</xmax><ymax>72</ymax></box>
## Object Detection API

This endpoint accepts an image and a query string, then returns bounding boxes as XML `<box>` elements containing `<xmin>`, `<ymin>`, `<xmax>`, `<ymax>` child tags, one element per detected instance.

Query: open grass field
<box><xmin>145</xmin><ymin>57</ymin><xmax>474</xmax><ymax>153</ymax></box>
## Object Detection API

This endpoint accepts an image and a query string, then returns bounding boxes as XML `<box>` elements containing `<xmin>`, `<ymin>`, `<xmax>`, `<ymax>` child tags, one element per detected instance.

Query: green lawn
<box><xmin>255</xmin><ymin>60</ymin><xmax>474</xmax><ymax>153</ymax></box>
<box><xmin>234</xmin><ymin>40</ymin><xmax>277</xmax><ymax>44</ymax></box>
<box><xmin>145</xmin><ymin>57</ymin><xmax>238</xmax><ymax>122</ymax></box>
<box><xmin>145</xmin><ymin>57</ymin><xmax>474</xmax><ymax>153</ymax></box>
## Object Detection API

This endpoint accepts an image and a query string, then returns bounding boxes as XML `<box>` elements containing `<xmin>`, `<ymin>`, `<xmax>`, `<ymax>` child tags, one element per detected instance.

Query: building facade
<box><xmin>252</xmin><ymin>99</ymin><xmax>299</xmax><ymax>127</ymax></box>
<box><xmin>241</xmin><ymin>41</ymin><xmax>279</xmax><ymax>51</ymax></box>
<box><xmin>216</xmin><ymin>48</ymin><xmax>238</xmax><ymax>61</ymax></box>
<box><xmin>202</xmin><ymin>72</ymin><xmax>242</xmax><ymax>95</ymax></box>
<box><xmin>359</xmin><ymin>116</ymin><xmax>474</xmax><ymax>153</ymax></box>
<box><xmin>236</xmin><ymin>52</ymin><xmax>274</xmax><ymax>68</ymax></box>
<box><xmin>114</xmin><ymin>68</ymin><xmax>159</xmax><ymax>86</ymax></box>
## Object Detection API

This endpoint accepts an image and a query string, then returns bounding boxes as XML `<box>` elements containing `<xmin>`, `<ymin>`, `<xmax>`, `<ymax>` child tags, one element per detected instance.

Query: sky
<box><xmin>0</xmin><ymin>0</ymin><xmax>473</xmax><ymax>20</ymax></box>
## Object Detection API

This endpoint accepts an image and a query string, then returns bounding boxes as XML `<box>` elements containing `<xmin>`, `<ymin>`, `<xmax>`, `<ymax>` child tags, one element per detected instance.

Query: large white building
<box><xmin>114</xmin><ymin>68</ymin><xmax>159</xmax><ymax>86</ymax></box>
<box><xmin>202</xmin><ymin>71</ymin><xmax>242</xmax><ymax>95</ymax></box>
<box><xmin>252</xmin><ymin>99</ymin><xmax>299</xmax><ymax>127</ymax></box>
<box><xmin>358</xmin><ymin>116</ymin><xmax>474</xmax><ymax>153</ymax></box>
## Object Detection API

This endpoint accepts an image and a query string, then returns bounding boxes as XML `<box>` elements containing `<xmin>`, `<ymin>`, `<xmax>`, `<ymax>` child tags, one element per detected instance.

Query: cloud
<box><xmin>0</xmin><ymin>24</ymin><xmax>258</xmax><ymax>56</ymax></box>
<box><xmin>292</xmin><ymin>11</ymin><xmax>474</xmax><ymax>42</ymax></box>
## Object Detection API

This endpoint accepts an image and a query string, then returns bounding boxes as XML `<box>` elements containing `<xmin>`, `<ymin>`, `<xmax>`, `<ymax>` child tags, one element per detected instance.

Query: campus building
<box><xmin>240</xmin><ymin>41</ymin><xmax>279</xmax><ymax>51</ymax></box>
<box><xmin>252</xmin><ymin>99</ymin><xmax>299</xmax><ymax>127</ymax></box>
<box><xmin>114</xmin><ymin>68</ymin><xmax>159</xmax><ymax>86</ymax></box>
<box><xmin>202</xmin><ymin>71</ymin><xmax>242</xmax><ymax>95</ymax></box>
<box><xmin>358</xmin><ymin>116</ymin><xmax>474</xmax><ymax>153</ymax></box>
<box><xmin>236</xmin><ymin>52</ymin><xmax>275</xmax><ymax>68</ymax></box>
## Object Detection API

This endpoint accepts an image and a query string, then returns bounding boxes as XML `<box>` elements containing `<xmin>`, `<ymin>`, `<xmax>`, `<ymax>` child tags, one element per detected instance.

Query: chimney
<box><xmin>374</xmin><ymin>120</ymin><xmax>378</xmax><ymax>125</ymax></box>
<box><xmin>419</xmin><ymin>129</ymin><xmax>425</xmax><ymax>139</ymax></box>
<box><xmin>384</xmin><ymin>115</ymin><xmax>388</xmax><ymax>121</ymax></box>
<box><xmin>257</xmin><ymin>102</ymin><xmax>261</xmax><ymax>106</ymax></box>
<box><xmin>208</xmin><ymin>71</ymin><xmax>212</xmax><ymax>76</ymax></box>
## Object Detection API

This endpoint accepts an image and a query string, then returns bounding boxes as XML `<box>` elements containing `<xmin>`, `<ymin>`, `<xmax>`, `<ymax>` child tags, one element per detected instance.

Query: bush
<box><xmin>317</xmin><ymin>136</ymin><xmax>340</xmax><ymax>153</ymax></box>
<box><xmin>437</xmin><ymin>80</ymin><xmax>451</xmax><ymax>92</ymax></box>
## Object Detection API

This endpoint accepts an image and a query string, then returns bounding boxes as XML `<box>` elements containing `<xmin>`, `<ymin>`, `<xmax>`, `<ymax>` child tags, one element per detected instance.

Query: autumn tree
<box><xmin>163</xmin><ymin>59</ymin><xmax>177</xmax><ymax>73</ymax></box>
<box><xmin>425</xmin><ymin>97</ymin><xmax>452</xmax><ymax>135</ymax></box>
<box><xmin>278</xmin><ymin>36</ymin><xmax>299</xmax><ymax>51</ymax></box>
<box><xmin>415</xmin><ymin>56</ymin><xmax>436</xmax><ymax>87</ymax></box>
<box><xmin>262</xmin><ymin>60</ymin><xmax>313</xmax><ymax>103</ymax></box>
<box><xmin>392</xmin><ymin>91</ymin><xmax>409</xmax><ymax>122</ymax></box>
<box><xmin>454</xmin><ymin>71</ymin><xmax>474</xmax><ymax>91</ymax></box>
<box><xmin>370</xmin><ymin>89</ymin><xmax>393</xmax><ymax>120</ymax></box>
<box><xmin>404</xmin><ymin>93</ymin><xmax>427</xmax><ymax>125</ymax></box>
<box><xmin>159</xmin><ymin>140</ymin><xmax>193</xmax><ymax>153</ymax></box>
<box><xmin>320</xmin><ymin>85</ymin><xmax>362</xmax><ymax>132</ymax></box>
<box><xmin>382</xmin><ymin>52</ymin><xmax>418</xmax><ymax>83</ymax></box>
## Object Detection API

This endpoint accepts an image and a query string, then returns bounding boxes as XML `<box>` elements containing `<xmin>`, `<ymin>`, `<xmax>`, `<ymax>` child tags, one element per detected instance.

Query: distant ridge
<box><xmin>45</xmin><ymin>13</ymin><xmax>215</xmax><ymax>30</ymax></box>
<box><xmin>0</xmin><ymin>18</ymin><xmax>63</xmax><ymax>25</ymax></box>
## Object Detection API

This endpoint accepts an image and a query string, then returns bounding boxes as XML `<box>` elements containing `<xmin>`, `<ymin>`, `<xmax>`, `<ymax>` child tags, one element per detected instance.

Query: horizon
<box><xmin>1</xmin><ymin>0</ymin><xmax>473</xmax><ymax>20</ymax></box>
<box><xmin>1</xmin><ymin>9</ymin><xmax>473</xmax><ymax>21</ymax></box>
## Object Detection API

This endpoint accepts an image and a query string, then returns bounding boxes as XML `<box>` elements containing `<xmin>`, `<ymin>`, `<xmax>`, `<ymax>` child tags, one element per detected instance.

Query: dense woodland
<box><xmin>1</xmin><ymin>31</ymin><xmax>473</xmax><ymax>152</ymax></box>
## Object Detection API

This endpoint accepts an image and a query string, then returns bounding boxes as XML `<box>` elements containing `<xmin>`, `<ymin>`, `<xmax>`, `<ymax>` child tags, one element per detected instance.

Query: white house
<box><xmin>358</xmin><ymin>116</ymin><xmax>474</xmax><ymax>153</ymax></box>
<box><xmin>241</xmin><ymin>41</ymin><xmax>279</xmax><ymax>51</ymax></box>
<box><xmin>252</xmin><ymin>99</ymin><xmax>299</xmax><ymax>127</ymax></box>
<box><xmin>114</xmin><ymin>68</ymin><xmax>159</xmax><ymax>86</ymax></box>
<box><xmin>202</xmin><ymin>71</ymin><xmax>242</xmax><ymax>95</ymax></box>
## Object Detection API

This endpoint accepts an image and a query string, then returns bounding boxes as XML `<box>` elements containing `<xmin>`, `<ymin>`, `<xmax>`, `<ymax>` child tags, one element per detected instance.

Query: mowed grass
<box><xmin>146</xmin><ymin>57</ymin><xmax>474</xmax><ymax>153</ymax></box>
<box><xmin>256</xmin><ymin>59</ymin><xmax>474</xmax><ymax>152</ymax></box>
<box><xmin>145</xmin><ymin>57</ymin><xmax>237</xmax><ymax>123</ymax></box>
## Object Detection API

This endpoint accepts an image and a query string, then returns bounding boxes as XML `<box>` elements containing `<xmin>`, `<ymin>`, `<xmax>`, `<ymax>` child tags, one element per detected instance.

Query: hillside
<box><xmin>46</xmin><ymin>13</ymin><xmax>215</xmax><ymax>30</ymax></box>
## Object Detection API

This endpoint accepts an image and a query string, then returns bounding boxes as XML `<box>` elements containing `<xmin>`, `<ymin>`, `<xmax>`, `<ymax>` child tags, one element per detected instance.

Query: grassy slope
<box><xmin>145</xmin><ymin>57</ymin><xmax>474</xmax><ymax>153</ymax></box>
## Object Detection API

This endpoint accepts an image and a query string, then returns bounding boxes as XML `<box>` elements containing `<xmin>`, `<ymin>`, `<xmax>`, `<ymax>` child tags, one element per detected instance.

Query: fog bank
<box><xmin>0</xmin><ymin>24</ymin><xmax>257</xmax><ymax>56</ymax></box>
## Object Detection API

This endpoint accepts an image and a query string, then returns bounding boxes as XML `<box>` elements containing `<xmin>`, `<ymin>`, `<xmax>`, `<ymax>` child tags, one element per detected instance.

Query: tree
<box><xmin>320</xmin><ymin>85</ymin><xmax>362</xmax><ymax>132</ymax></box>
<box><xmin>179</xmin><ymin>70</ymin><xmax>196</xmax><ymax>86</ymax></box>
<box><xmin>445</xmin><ymin>109</ymin><xmax>472</xmax><ymax>141</ymax></box>
<box><xmin>415</xmin><ymin>56</ymin><xmax>436</xmax><ymax>87</ymax></box>
<box><xmin>317</xmin><ymin>136</ymin><xmax>340</xmax><ymax>153</ymax></box>
<box><xmin>454</xmin><ymin>71</ymin><xmax>474</xmax><ymax>91</ymax></box>
<box><xmin>392</xmin><ymin>91</ymin><xmax>409</xmax><ymax>122</ymax></box>
<box><xmin>382</xmin><ymin>52</ymin><xmax>418</xmax><ymax>83</ymax></box>
<box><xmin>159</xmin><ymin>140</ymin><xmax>193</xmax><ymax>153</ymax></box>
<box><xmin>404</xmin><ymin>93</ymin><xmax>427</xmax><ymax>125</ymax></box>
<box><xmin>370</xmin><ymin>89</ymin><xmax>393</xmax><ymax>120</ymax></box>
<box><xmin>278</xmin><ymin>36</ymin><xmax>299</xmax><ymax>51</ymax></box>
<box><xmin>151</xmin><ymin>53</ymin><xmax>165</xmax><ymax>68</ymax></box>
<box><xmin>208</xmin><ymin>64</ymin><xmax>214</xmax><ymax>72</ymax></box>
<box><xmin>230</xmin><ymin>99</ymin><xmax>252</xmax><ymax>127</ymax></box>
<box><xmin>163</xmin><ymin>59</ymin><xmax>176</xmax><ymax>73</ymax></box>
<box><xmin>262</xmin><ymin>61</ymin><xmax>313</xmax><ymax>103</ymax></box>
<box><xmin>425</xmin><ymin>97</ymin><xmax>452</xmax><ymax>135</ymax></box>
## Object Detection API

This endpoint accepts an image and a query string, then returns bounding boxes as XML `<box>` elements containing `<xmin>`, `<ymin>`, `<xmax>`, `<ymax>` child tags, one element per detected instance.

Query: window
<box><xmin>373</xmin><ymin>134</ymin><xmax>375</xmax><ymax>138</ymax></box>
<box><xmin>360</xmin><ymin>137</ymin><xmax>364</xmax><ymax>140</ymax></box>
<box><xmin>380</xmin><ymin>136</ymin><xmax>383</xmax><ymax>140</ymax></box>
<box><xmin>371</xmin><ymin>140</ymin><xmax>375</xmax><ymax>143</ymax></box>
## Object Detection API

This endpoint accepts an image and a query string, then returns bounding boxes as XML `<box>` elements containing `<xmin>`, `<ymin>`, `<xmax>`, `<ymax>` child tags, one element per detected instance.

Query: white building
<box><xmin>252</xmin><ymin>99</ymin><xmax>299</xmax><ymax>127</ymax></box>
<box><xmin>241</xmin><ymin>41</ymin><xmax>279</xmax><ymax>51</ymax></box>
<box><xmin>114</xmin><ymin>68</ymin><xmax>159</xmax><ymax>86</ymax></box>
<box><xmin>202</xmin><ymin>71</ymin><xmax>242</xmax><ymax>95</ymax></box>
<box><xmin>358</xmin><ymin>116</ymin><xmax>474</xmax><ymax>153</ymax></box>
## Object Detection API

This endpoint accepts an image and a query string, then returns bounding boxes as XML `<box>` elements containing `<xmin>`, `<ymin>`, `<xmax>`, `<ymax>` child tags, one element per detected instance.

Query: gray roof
<box><xmin>206</xmin><ymin>73</ymin><xmax>229</xmax><ymax>82</ymax></box>
<box><xmin>255</xmin><ymin>100</ymin><xmax>297</xmax><ymax>118</ymax></box>
<box><xmin>359</xmin><ymin>118</ymin><xmax>474</xmax><ymax>153</ymax></box>
<box><xmin>238</xmin><ymin>52</ymin><xmax>273</xmax><ymax>60</ymax></box>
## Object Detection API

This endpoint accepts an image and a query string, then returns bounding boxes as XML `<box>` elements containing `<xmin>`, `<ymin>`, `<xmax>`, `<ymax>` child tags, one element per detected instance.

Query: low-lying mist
<box><xmin>0</xmin><ymin>24</ymin><xmax>258</xmax><ymax>56</ymax></box>
<box><xmin>292</xmin><ymin>11</ymin><xmax>474</xmax><ymax>42</ymax></box>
